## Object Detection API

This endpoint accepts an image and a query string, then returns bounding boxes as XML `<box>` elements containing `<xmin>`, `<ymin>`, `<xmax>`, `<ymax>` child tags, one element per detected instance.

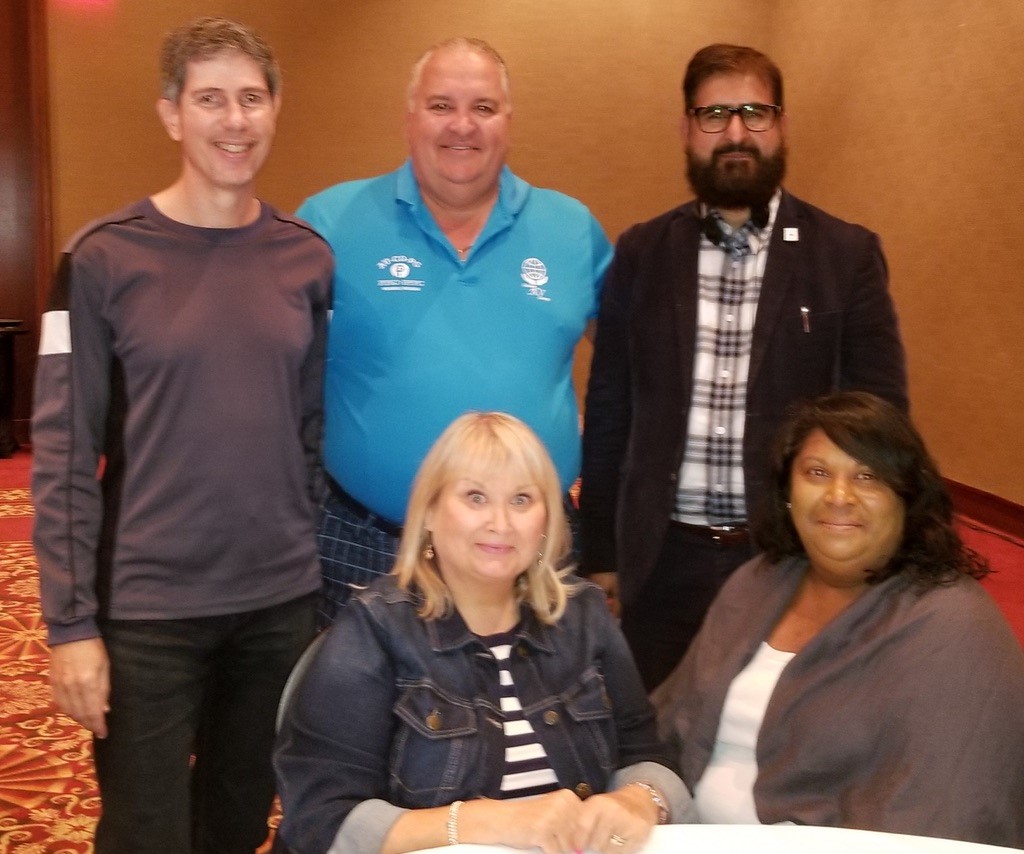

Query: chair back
<box><xmin>276</xmin><ymin>629</ymin><xmax>328</xmax><ymax>732</ymax></box>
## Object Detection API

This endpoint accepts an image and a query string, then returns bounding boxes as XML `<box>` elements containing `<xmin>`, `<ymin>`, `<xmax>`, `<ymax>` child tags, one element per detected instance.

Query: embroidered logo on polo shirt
<box><xmin>520</xmin><ymin>257</ymin><xmax>550</xmax><ymax>302</ymax></box>
<box><xmin>376</xmin><ymin>255</ymin><xmax>425</xmax><ymax>292</ymax></box>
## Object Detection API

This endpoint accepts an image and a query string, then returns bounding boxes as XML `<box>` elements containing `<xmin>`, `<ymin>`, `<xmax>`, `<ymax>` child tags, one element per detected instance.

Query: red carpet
<box><xmin>0</xmin><ymin>450</ymin><xmax>278</xmax><ymax>852</ymax></box>
<box><xmin>0</xmin><ymin>451</ymin><xmax>97</xmax><ymax>851</ymax></box>
<box><xmin>0</xmin><ymin>449</ymin><xmax>1021</xmax><ymax>849</ymax></box>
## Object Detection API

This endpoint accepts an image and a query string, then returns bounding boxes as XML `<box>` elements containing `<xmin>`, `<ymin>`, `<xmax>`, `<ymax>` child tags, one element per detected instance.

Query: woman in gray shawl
<box><xmin>654</xmin><ymin>391</ymin><xmax>1024</xmax><ymax>847</ymax></box>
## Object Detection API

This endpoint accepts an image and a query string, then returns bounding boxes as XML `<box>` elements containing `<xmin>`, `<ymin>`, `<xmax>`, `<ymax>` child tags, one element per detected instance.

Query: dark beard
<box><xmin>686</xmin><ymin>143</ymin><xmax>786</xmax><ymax>210</ymax></box>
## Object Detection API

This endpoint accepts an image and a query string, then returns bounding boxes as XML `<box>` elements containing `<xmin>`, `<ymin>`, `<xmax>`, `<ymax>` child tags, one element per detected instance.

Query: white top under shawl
<box><xmin>694</xmin><ymin>641</ymin><xmax>795</xmax><ymax>823</ymax></box>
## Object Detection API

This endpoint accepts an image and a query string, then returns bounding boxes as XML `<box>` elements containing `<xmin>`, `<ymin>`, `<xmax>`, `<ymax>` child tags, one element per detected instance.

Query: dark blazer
<box><xmin>578</xmin><ymin>191</ymin><xmax>907</xmax><ymax>605</ymax></box>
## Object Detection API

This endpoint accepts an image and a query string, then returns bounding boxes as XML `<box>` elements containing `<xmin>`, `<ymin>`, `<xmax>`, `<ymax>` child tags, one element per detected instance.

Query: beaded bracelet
<box><xmin>629</xmin><ymin>781</ymin><xmax>669</xmax><ymax>824</ymax></box>
<box><xmin>447</xmin><ymin>800</ymin><xmax>463</xmax><ymax>845</ymax></box>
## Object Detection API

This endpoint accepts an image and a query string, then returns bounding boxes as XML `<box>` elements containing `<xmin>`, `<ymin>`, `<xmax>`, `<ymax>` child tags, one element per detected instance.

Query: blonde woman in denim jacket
<box><xmin>274</xmin><ymin>413</ymin><xmax>692</xmax><ymax>854</ymax></box>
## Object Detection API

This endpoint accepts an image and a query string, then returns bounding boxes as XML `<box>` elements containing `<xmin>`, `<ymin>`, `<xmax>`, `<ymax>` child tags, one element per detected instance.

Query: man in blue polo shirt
<box><xmin>300</xmin><ymin>37</ymin><xmax>611</xmax><ymax>623</ymax></box>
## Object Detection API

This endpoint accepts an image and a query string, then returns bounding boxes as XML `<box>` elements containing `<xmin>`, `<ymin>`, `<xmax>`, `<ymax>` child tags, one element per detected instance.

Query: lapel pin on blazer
<box><xmin>783</xmin><ymin>227</ymin><xmax>800</xmax><ymax>241</ymax></box>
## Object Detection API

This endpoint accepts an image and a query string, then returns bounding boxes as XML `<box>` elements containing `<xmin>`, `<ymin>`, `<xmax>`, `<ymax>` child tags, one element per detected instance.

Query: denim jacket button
<box><xmin>426</xmin><ymin>710</ymin><xmax>442</xmax><ymax>731</ymax></box>
<box><xmin>543</xmin><ymin>710</ymin><xmax>560</xmax><ymax>726</ymax></box>
<box><xmin>574</xmin><ymin>782</ymin><xmax>593</xmax><ymax>799</ymax></box>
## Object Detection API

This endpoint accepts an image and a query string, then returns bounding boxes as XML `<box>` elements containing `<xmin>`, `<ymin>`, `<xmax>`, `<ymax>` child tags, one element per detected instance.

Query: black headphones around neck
<box><xmin>699</xmin><ymin>204</ymin><xmax>770</xmax><ymax>246</ymax></box>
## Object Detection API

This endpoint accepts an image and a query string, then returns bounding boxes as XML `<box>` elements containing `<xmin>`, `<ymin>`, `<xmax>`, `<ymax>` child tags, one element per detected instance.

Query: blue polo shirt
<box><xmin>299</xmin><ymin>161</ymin><xmax>611</xmax><ymax>523</ymax></box>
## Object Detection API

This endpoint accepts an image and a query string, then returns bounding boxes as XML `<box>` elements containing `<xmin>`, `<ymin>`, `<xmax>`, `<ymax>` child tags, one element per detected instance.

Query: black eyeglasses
<box><xmin>689</xmin><ymin>103</ymin><xmax>782</xmax><ymax>133</ymax></box>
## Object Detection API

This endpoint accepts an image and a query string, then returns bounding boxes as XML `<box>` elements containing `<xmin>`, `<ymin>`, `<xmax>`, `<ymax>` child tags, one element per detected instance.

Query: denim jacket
<box><xmin>274</xmin><ymin>575</ymin><xmax>688</xmax><ymax>854</ymax></box>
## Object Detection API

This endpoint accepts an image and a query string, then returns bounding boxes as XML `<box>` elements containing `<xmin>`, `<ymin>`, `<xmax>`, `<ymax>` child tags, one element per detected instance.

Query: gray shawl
<box><xmin>654</xmin><ymin>555</ymin><xmax>1024</xmax><ymax>847</ymax></box>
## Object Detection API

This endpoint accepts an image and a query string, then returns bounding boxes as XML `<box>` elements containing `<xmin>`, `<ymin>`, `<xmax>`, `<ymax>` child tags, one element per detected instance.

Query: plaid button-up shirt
<box><xmin>673</xmin><ymin>192</ymin><xmax>780</xmax><ymax>525</ymax></box>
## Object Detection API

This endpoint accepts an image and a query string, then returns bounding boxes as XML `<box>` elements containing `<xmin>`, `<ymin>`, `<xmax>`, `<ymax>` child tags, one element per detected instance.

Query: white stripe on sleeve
<box><xmin>39</xmin><ymin>311</ymin><xmax>71</xmax><ymax>355</ymax></box>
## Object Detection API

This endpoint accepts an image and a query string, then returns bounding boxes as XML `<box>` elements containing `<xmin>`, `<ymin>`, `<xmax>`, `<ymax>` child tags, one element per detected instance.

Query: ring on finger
<box><xmin>610</xmin><ymin>834</ymin><xmax>627</xmax><ymax>847</ymax></box>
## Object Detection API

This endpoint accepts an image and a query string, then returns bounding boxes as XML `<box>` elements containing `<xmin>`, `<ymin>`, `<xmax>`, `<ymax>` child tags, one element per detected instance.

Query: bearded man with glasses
<box><xmin>579</xmin><ymin>44</ymin><xmax>908</xmax><ymax>692</ymax></box>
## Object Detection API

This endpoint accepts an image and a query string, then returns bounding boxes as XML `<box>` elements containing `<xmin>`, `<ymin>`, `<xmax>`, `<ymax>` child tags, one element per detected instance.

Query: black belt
<box><xmin>326</xmin><ymin>476</ymin><xmax>403</xmax><ymax>539</ymax></box>
<box><xmin>669</xmin><ymin>520</ymin><xmax>750</xmax><ymax>545</ymax></box>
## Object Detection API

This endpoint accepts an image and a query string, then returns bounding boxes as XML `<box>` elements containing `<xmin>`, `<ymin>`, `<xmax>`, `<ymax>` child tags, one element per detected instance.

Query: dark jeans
<box><xmin>93</xmin><ymin>593</ymin><xmax>318</xmax><ymax>854</ymax></box>
<box><xmin>621</xmin><ymin>522</ymin><xmax>756</xmax><ymax>692</ymax></box>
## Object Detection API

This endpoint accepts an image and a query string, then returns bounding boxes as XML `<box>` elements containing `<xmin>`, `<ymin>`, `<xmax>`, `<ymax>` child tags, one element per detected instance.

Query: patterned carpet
<box><xmin>0</xmin><ymin>479</ymin><xmax>99</xmax><ymax>853</ymax></box>
<box><xmin>1</xmin><ymin>449</ymin><xmax>1020</xmax><ymax>850</ymax></box>
<box><xmin>0</xmin><ymin>456</ymin><xmax>278</xmax><ymax>852</ymax></box>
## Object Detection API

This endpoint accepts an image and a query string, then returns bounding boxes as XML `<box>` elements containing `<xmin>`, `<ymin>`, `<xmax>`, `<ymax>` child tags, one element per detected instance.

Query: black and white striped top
<box><xmin>482</xmin><ymin>631</ymin><xmax>560</xmax><ymax>799</ymax></box>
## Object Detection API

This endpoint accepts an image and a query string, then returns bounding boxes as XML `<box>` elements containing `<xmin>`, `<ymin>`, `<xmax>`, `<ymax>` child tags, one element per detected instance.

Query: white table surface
<box><xmin>410</xmin><ymin>823</ymin><xmax>1020</xmax><ymax>854</ymax></box>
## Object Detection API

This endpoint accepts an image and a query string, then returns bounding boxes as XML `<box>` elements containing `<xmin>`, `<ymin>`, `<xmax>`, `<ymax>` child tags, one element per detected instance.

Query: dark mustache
<box><xmin>712</xmin><ymin>143</ymin><xmax>762</xmax><ymax>160</ymax></box>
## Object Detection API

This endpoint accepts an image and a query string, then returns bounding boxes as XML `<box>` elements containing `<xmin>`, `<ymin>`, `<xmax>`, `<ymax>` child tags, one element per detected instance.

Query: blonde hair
<box><xmin>393</xmin><ymin>412</ymin><xmax>572</xmax><ymax>624</ymax></box>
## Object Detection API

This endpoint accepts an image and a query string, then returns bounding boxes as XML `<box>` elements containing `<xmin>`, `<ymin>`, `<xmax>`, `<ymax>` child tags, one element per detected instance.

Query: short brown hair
<box><xmin>682</xmin><ymin>43</ymin><xmax>783</xmax><ymax>109</ymax></box>
<box><xmin>160</xmin><ymin>16</ymin><xmax>281</xmax><ymax>101</ymax></box>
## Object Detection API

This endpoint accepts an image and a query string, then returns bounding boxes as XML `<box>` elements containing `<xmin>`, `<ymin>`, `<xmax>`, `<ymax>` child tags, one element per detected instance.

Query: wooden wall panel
<box><xmin>45</xmin><ymin>1</ymin><xmax>1024</xmax><ymax>505</ymax></box>
<box><xmin>0</xmin><ymin>0</ymin><xmax>49</xmax><ymax>446</ymax></box>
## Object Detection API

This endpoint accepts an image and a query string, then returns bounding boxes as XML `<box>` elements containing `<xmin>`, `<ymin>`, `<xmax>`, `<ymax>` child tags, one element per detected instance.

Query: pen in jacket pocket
<box><xmin>800</xmin><ymin>305</ymin><xmax>810</xmax><ymax>333</ymax></box>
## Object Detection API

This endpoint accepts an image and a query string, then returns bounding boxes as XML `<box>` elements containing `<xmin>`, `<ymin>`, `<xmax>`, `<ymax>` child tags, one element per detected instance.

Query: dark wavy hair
<box><xmin>752</xmin><ymin>392</ymin><xmax>988</xmax><ymax>585</ymax></box>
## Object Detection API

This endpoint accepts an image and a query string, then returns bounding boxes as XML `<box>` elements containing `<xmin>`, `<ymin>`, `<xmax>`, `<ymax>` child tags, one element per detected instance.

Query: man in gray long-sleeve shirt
<box><xmin>30</xmin><ymin>17</ymin><xmax>331</xmax><ymax>853</ymax></box>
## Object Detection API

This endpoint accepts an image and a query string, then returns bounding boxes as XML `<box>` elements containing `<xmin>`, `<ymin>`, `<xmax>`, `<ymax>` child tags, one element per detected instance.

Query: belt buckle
<box><xmin>709</xmin><ymin>524</ymin><xmax>741</xmax><ymax>542</ymax></box>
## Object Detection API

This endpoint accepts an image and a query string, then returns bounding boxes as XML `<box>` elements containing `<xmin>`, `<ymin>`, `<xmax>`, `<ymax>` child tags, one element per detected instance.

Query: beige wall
<box><xmin>47</xmin><ymin>0</ymin><xmax>1024</xmax><ymax>505</ymax></box>
<box><xmin>768</xmin><ymin>1</ymin><xmax>1024</xmax><ymax>507</ymax></box>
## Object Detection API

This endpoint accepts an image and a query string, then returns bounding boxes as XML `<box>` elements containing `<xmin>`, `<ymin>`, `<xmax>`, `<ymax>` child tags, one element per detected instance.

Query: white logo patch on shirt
<box><xmin>376</xmin><ymin>255</ymin><xmax>425</xmax><ymax>292</ymax></box>
<box><xmin>520</xmin><ymin>257</ymin><xmax>551</xmax><ymax>302</ymax></box>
